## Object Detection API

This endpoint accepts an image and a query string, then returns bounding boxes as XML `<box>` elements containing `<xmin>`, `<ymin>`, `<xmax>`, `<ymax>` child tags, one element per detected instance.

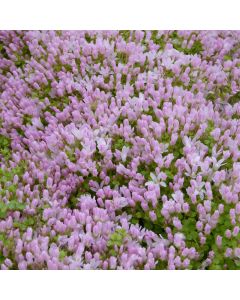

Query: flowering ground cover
<box><xmin>0</xmin><ymin>30</ymin><xmax>240</xmax><ymax>270</ymax></box>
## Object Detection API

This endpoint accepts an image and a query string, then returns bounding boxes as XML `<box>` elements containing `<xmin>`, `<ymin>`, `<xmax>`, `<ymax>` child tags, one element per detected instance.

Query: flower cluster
<box><xmin>0</xmin><ymin>30</ymin><xmax>240</xmax><ymax>269</ymax></box>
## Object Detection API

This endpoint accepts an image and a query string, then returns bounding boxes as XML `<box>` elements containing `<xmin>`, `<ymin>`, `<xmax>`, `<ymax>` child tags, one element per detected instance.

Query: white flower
<box><xmin>71</xmin><ymin>128</ymin><xmax>83</xmax><ymax>140</ymax></box>
<box><xmin>195</xmin><ymin>182</ymin><xmax>206</xmax><ymax>200</ymax></box>
<box><xmin>82</xmin><ymin>142</ymin><xmax>95</xmax><ymax>155</ymax></box>
<box><xmin>212</xmin><ymin>157</ymin><xmax>226</xmax><ymax>171</ymax></box>
<box><xmin>96</xmin><ymin>137</ymin><xmax>111</xmax><ymax>150</ymax></box>
<box><xmin>212</xmin><ymin>145</ymin><xmax>223</xmax><ymax>158</ymax></box>
<box><xmin>190</xmin><ymin>152</ymin><xmax>201</xmax><ymax>165</ymax></box>
<box><xmin>151</xmin><ymin>235</ymin><xmax>170</xmax><ymax>247</ymax></box>
<box><xmin>96</xmin><ymin>137</ymin><xmax>106</xmax><ymax>148</ymax></box>
<box><xmin>121</xmin><ymin>146</ymin><xmax>129</xmax><ymax>162</ymax></box>
<box><xmin>160</xmin><ymin>143</ymin><xmax>169</xmax><ymax>153</ymax></box>
<box><xmin>198</xmin><ymin>190</ymin><xmax>205</xmax><ymax>200</ymax></box>
<box><xmin>93</xmin><ymin>128</ymin><xmax>100</xmax><ymax>137</ymax></box>
<box><xmin>114</xmin><ymin>197</ymin><xmax>128</xmax><ymax>208</ymax></box>
<box><xmin>184</xmin><ymin>163</ymin><xmax>197</xmax><ymax>178</ymax></box>
<box><xmin>32</xmin><ymin>117</ymin><xmax>44</xmax><ymax>129</ymax></box>
<box><xmin>172</xmin><ymin>191</ymin><xmax>184</xmax><ymax>203</ymax></box>
<box><xmin>175</xmin><ymin>232</ymin><xmax>185</xmax><ymax>240</ymax></box>
<box><xmin>145</xmin><ymin>172</ymin><xmax>167</xmax><ymax>188</ymax></box>
<box><xmin>184</xmin><ymin>136</ymin><xmax>195</xmax><ymax>148</ymax></box>
<box><xmin>93</xmin><ymin>127</ymin><xmax>111</xmax><ymax>151</ymax></box>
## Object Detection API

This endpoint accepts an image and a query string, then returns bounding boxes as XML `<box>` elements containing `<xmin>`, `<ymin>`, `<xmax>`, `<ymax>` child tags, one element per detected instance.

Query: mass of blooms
<box><xmin>0</xmin><ymin>30</ymin><xmax>240</xmax><ymax>270</ymax></box>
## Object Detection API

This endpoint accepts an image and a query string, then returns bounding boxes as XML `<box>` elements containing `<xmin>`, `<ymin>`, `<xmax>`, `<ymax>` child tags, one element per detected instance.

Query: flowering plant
<box><xmin>0</xmin><ymin>30</ymin><xmax>240</xmax><ymax>269</ymax></box>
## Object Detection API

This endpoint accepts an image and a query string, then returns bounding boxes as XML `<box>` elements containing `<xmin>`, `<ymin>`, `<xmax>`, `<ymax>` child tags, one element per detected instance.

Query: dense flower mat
<box><xmin>0</xmin><ymin>30</ymin><xmax>240</xmax><ymax>269</ymax></box>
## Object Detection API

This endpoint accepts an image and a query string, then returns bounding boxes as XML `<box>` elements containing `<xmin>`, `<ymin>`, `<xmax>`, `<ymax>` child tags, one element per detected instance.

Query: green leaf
<box><xmin>59</xmin><ymin>250</ymin><xmax>67</xmax><ymax>261</ymax></box>
<box><xmin>0</xmin><ymin>210</ymin><xmax>7</xmax><ymax>219</ymax></box>
<box><xmin>228</xmin><ymin>92</ymin><xmax>240</xmax><ymax>105</ymax></box>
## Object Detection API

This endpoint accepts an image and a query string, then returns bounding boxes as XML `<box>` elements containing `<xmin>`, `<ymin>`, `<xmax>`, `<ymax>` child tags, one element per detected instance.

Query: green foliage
<box><xmin>0</xmin><ymin>42</ymin><xmax>9</xmax><ymax>59</ymax></box>
<box><xmin>108</xmin><ymin>172</ymin><xmax>129</xmax><ymax>189</ymax></box>
<box><xmin>178</xmin><ymin>185</ymin><xmax>240</xmax><ymax>269</ymax></box>
<box><xmin>93</xmin><ymin>53</ymin><xmax>105</xmax><ymax>65</ymax></box>
<box><xmin>0</xmin><ymin>199</ymin><xmax>26</xmax><ymax>219</ymax></box>
<box><xmin>133</xmin><ymin>58</ymin><xmax>148</xmax><ymax>73</ymax></box>
<box><xmin>66</xmin><ymin>149</ymin><xmax>77</xmax><ymax>163</ymax></box>
<box><xmin>0</xmin><ymin>202</ymin><xmax>7</xmax><ymax>219</ymax></box>
<box><xmin>15</xmin><ymin>57</ymin><xmax>26</xmax><ymax>68</ymax></box>
<box><xmin>107</xmin><ymin>228</ymin><xmax>127</xmax><ymax>256</ymax></box>
<box><xmin>137</xmin><ymin>161</ymin><xmax>158</xmax><ymax>179</ymax></box>
<box><xmin>181</xmin><ymin>215</ymin><xmax>198</xmax><ymax>244</ymax></box>
<box><xmin>116</xmin><ymin>52</ymin><xmax>128</xmax><ymax>64</ymax></box>
<box><xmin>151</xmin><ymin>31</ymin><xmax>165</xmax><ymax>50</ymax></box>
<box><xmin>0</xmin><ymin>134</ymin><xmax>11</xmax><ymax>160</ymax></box>
<box><xmin>67</xmin><ymin>191</ymin><xmax>79</xmax><ymax>210</ymax></box>
<box><xmin>85</xmin><ymin>33</ymin><xmax>92</xmax><ymax>43</ymax></box>
<box><xmin>16</xmin><ymin>128</ymin><xmax>25</xmax><ymax>137</ymax></box>
<box><xmin>0</xmin><ymin>193</ymin><xmax>26</xmax><ymax>219</ymax></box>
<box><xmin>119</xmin><ymin>30</ymin><xmax>131</xmax><ymax>42</ymax></box>
<box><xmin>116</xmin><ymin>115</ymin><xmax>125</xmax><ymax>126</ymax></box>
<box><xmin>13</xmin><ymin>216</ymin><xmax>35</xmax><ymax>231</ymax></box>
<box><xmin>31</xmin><ymin>79</ymin><xmax>72</xmax><ymax>113</ymax></box>
<box><xmin>187</xmin><ymin>40</ymin><xmax>203</xmax><ymax>55</ymax></box>
<box><xmin>7</xmin><ymin>200</ymin><xmax>25</xmax><ymax>211</ymax></box>
<box><xmin>22</xmin><ymin>114</ymin><xmax>32</xmax><ymax>125</ymax></box>
<box><xmin>218</xmin><ymin>85</ymin><xmax>232</xmax><ymax>99</ymax></box>
<box><xmin>50</xmin><ymin>96</ymin><xmax>70</xmax><ymax>111</ymax></box>
<box><xmin>31</xmin><ymin>80</ymin><xmax>52</xmax><ymax>101</ymax></box>
<box><xmin>228</xmin><ymin>91</ymin><xmax>240</xmax><ymax>105</ymax></box>
<box><xmin>206</xmin><ymin>92</ymin><xmax>215</xmax><ymax>101</ymax></box>
<box><xmin>104</xmin><ymin>76</ymin><xmax>110</xmax><ymax>84</ymax></box>
<box><xmin>0</xmin><ymin>161</ymin><xmax>27</xmax><ymax>181</ymax></box>
<box><xmin>170</xmin><ymin>31</ymin><xmax>203</xmax><ymax>55</ymax></box>
<box><xmin>224</xmin><ymin>156</ymin><xmax>234</xmax><ymax>170</ymax></box>
<box><xmin>53</xmin><ymin>64</ymin><xmax>62</xmax><ymax>72</ymax></box>
<box><xmin>22</xmin><ymin>45</ymin><xmax>31</xmax><ymax>57</ymax></box>
<box><xmin>200</xmin><ymin>120</ymin><xmax>215</xmax><ymax>154</ymax></box>
<box><xmin>169</xmin><ymin>30</ymin><xmax>180</xmax><ymax>40</ymax></box>
<box><xmin>14</xmin><ymin>45</ymin><xmax>31</xmax><ymax>68</ymax></box>
<box><xmin>64</xmin><ymin>64</ymin><xmax>72</xmax><ymax>72</ymax></box>
<box><xmin>207</xmin><ymin>210</ymin><xmax>239</xmax><ymax>269</ymax></box>
<box><xmin>75</xmin><ymin>58</ymin><xmax>81</xmax><ymax>73</ymax></box>
<box><xmin>0</xmin><ymin>162</ymin><xmax>27</xmax><ymax>219</ymax></box>
<box><xmin>111</xmin><ymin>136</ymin><xmax>132</xmax><ymax>152</ymax></box>
<box><xmin>132</xmin><ymin>203</ymin><xmax>166</xmax><ymax>236</ymax></box>
<box><xmin>170</xmin><ymin>137</ymin><xmax>184</xmax><ymax>161</ymax></box>
<box><xmin>59</xmin><ymin>250</ymin><xmax>68</xmax><ymax>261</ymax></box>
<box><xmin>129</xmin><ymin>120</ymin><xmax>137</xmax><ymax>129</ymax></box>
<box><xmin>107</xmin><ymin>228</ymin><xmax>127</xmax><ymax>247</ymax></box>
<box><xmin>85</xmin><ymin>33</ymin><xmax>96</xmax><ymax>43</ymax></box>
<box><xmin>121</xmin><ymin>74</ymin><xmax>127</xmax><ymax>85</ymax></box>
<box><xmin>164</xmin><ymin>69</ymin><xmax>174</xmax><ymax>78</ymax></box>
<box><xmin>133</xmin><ymin>62</ymin><xmax>142</xmax><ymax>69</ymax></box>
<box><xmin>224</xmin><ymin>54</ymin><xmax>232</xmax><ymax>61</ymax></box>
<box><xmin>92</xmin><ymin>148</ymin><xmax>104</xmax><ymax>165</ymax></box>
<box><xmin>159</xmin><ymin>131</ymin><xmax>171</xmax><ymax>144</ymax></box>
<box><xmin>0</xmin><ymin>232</ymin><xmax>15</xmax><ymax>251</ymax></box>
<box><xmin>170</xmin><ymin>31</ymin><xmax>184</xmax><ymax>51</ymax></box>
<box><xmin>0</xmin><ymin>231</ymin><xmax>17</xmax><ymax>268</ymax></box>
<box><xmin>67</xmin><ymin>173</ymin><xmax>102</xmax><ymax>209</ymax></box>
<box><xmin>40</xmin><ymin>115</ymin><xmax>49</xmax><ymax>127</ymax></box>
<box><xmin>155</xmin><ymin>259</ymin><xmax>168</xmax><ymax>269</ymax></box>
<box><xmin>144</xmin><ymin>106</ymin><xmax>159</xmax><ymax>122</ymax></box>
